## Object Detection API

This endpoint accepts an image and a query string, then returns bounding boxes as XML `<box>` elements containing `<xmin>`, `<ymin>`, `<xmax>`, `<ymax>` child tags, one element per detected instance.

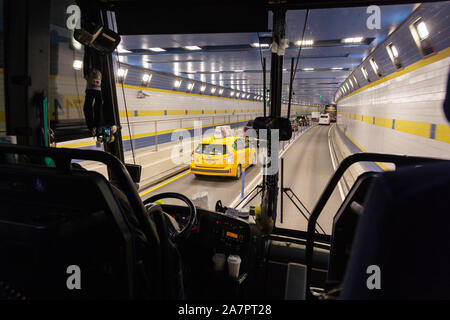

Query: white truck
<box><xmin>311</xmin><ymin>112</ymin><xmax>321</xmax><ymax>122</ymax></box>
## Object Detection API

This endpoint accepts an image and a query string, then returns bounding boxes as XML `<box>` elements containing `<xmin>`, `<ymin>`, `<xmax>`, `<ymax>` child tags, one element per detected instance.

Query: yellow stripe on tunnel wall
<box><xmin>166</xmin><ymin>110</ymin><xmax>185</xmax><ymax>116</ymax></box>
<box><xmin>119</xmin><ymin>110</ymin><xmax>135</xmax><ymax>117</ymax></box>
<box><xmin>374</xmin><ymin>117</ymin><xmax>393</xmax><ymax>129</ymax></box>
<box><xmin>187</xmin><ymin>110</ymin><xmax>203</xmax><ymax>115</ymax></box>
<box><xmin>138</xmin><ymin>110</ymin><xmax>165</xmax><ymax>116</ymax></box>
<box><xmin>394</xmin><ymin>119</ymin><xmax>431</xmax><ymax>138</ymax></box>
<box><xmin>363</xmin><ymin>115</ymin><xmax>373</xmax><ymax>124</ymax></box>
<box><xmin>340</xmin><ymin>112</ymin><xmax>450</xmax><ymax>144</ymax></box>
<box><xmin>339</xmin><ymin>47</ymin><xmax>450</xmax><ymax>102</ymax></box>
<box><xmin>436</xmin><ymin>124</ymin><xmax>450</xmax><ymax>143</ymax></box>
<box><xmin>338</xmin><ymin>126</ymin><xmax>390</xmax><ymax>171</ymax></box>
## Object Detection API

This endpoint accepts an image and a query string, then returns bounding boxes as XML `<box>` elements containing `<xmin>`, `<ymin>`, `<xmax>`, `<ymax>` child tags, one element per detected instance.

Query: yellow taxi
<box><xmin>190</xmin><ymin>136</ymin><xmax>257</xmax><ymax>179</ymax></box>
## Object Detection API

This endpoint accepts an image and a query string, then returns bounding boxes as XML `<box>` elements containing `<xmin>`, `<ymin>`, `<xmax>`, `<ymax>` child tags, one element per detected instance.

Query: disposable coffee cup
<box><xmin>212</xmin><ymin>253</ymin><xmax>226</xmax><ymax>272</ymax></box>
<box><xmin>227</xmin><ymin>255</ymin><xmax>241</xmax><ymax>279</ymax></box>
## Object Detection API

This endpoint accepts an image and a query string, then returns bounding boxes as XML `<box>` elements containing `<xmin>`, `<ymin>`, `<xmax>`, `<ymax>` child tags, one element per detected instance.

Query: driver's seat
<box><xmin>0</xmin><ymin>144</ymin><xmax>180</xmax><ymax>299</ymax></box>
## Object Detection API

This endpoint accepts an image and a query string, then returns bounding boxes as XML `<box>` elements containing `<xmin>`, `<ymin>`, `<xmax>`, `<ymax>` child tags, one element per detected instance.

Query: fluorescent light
<box><xmin>361</xmin><ymin>67</ymin><xmax>369</xmax><ymax>80</ymax></box>
<box><xmin>416</xmin><ymin>21</ymin><xmax>429</xmax><ymax>40</ymax></box>
<box><xmin>303</xmin><ymin>68</ymin><xmax>314</xmax><ymax>71</ymax></box>
<box><xmin>117</xmin><ymin>68</ymin><xmax>128</xmax><ymax>79</ymax></box>
<box><xmin>370</xmin><ymin>58</ymin><xmax>379</xmax><ymax>72</ymax></box>
<box><xmin>71</xmin><ymin>34</ymin><xmax>82</xmax><ymax>50</ymax></box>
<box><xmin>234</xmin><ymin>70</ymin><xmax>244</xmax><ymax>73</ymax></box>
<box><xmin>390</xmin><ymin>44</ymin><xmax>399</xmax><ymax>58</ymax></box>
<box><xmin>141</xmin><ymin>73</ymin><xmax>152</xmax><ymax>86</ymax></box>
<box><xmin>210</xmin><ymin>87</ymin><xmax>216</xmax><ymax>94</ymax></box>
<box><xmin>331</xmin><ymin>67</ymin><xmax>343</xmax><ymax>70</ymax></box>
<box><xmin>295</xmin><ymin>40</ymin><xmax>314</xmax><ymax>46</ymax></box>
<box><xmin>148</xmin><ymin>47</ymin><xmax>166</xmax><ymax>52</ymax></box>
<box><xmin>184</xmin><ymin>46</ymin><xmax>202</xmax><ymax>50</ymax></box>
<box><xmin>173</xmin><ymin>80</ymin><xmax>182</xmax><ymax>89</ymax></box>
<box><xmin>142</xmin><ymin>74</ymin><xmax>151</xmax><ymax>82</ymax></box>
<box><xmin>187</xmin><ymin>83</ymin><xmax>195</xmax><ymax>91</ymax></box>
<box><xmin>117</xmin><ymin>46</ymin><xmax>131</xmax><ymax>53</ymax></box>
<box><xmin>73</xmin><ymin>60</ymin><xmax>83</xmax><ymax>70</ymax></box>
<box><xmin>251</xmin><ymin>43</ymin><xmax>269</xmax><ymax>48</ymax></box>
<box><xmin>342</xmin><ymin>37</ymin><xmax>363</xmax><ymax>44</ymax></box>
<box><xmin>200</xmin><ymin>85</ymin><xmax>206</xmax><ymax>92</ymax></box>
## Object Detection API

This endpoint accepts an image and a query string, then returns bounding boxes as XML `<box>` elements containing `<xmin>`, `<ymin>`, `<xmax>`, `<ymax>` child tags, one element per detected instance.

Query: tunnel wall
<box><xmin>336</xmin><ymin>3</ymin><xmax>450</xmax><ymax>162</ymax></box>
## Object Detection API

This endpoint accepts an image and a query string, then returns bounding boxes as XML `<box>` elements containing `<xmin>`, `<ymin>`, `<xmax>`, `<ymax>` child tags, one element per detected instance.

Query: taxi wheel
<box><xmin>234</xmin><ymin>164</ymin><xmax>242</xmax><ymax>180</ymax></box>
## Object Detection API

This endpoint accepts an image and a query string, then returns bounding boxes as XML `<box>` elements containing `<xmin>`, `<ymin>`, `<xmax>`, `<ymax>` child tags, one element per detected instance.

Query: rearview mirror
<box><xmin>252</xmin><ymin>117</ymin><xmax>293</xmax><ymax>141</ymax></box>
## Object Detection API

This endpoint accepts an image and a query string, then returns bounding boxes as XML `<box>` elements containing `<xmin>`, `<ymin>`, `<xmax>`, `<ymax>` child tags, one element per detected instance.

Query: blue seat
<box><xmin>340</xmin><ymin>161</ymin><xmax>450</xmax><ymax>299</ymax></box>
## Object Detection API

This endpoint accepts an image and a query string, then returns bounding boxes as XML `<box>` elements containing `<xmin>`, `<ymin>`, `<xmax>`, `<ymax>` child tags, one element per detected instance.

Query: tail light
<box><xmin>191</xmin><ymin>151</ymin><xmax>194</xmax><ymax>161</ymax></box>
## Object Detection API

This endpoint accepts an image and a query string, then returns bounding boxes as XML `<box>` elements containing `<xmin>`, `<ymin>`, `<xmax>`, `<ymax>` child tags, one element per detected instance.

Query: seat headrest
<box><xmin>340</xmin><ymin>161</ymin><xmax>450</xmax><ymax>299</ymax></box>
<box><xmin>445</xmin><ymin>71</ymin><xmax>450</xmax><ymax>122</ymax></box>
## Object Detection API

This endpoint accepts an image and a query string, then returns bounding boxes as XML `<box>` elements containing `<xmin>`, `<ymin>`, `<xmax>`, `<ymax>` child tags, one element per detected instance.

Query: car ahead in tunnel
<box><xmin>190</xmin><ymin>136</ymin><xmax>256</xmax><ymax>179</ymax></box>
<box><xmin>319</xmin><ymin>113</ymin><xmax>331</xmax><ymax>125</ymax></box>
<box><xmin>296</xmin><ymin>115</ymin><xmax>308</xmax><ymax>126</ymax></box>
<box><xmin>290</xmin><ymin>120</ymin><xmax>299</xmax><ymax>132</ymax></box>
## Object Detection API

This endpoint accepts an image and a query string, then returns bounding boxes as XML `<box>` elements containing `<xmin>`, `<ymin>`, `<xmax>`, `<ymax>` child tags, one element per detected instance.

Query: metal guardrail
<box><xmin>125</xmin><ymin>113</ymin><xmax>261</xmax><ymax>152</ymax></box>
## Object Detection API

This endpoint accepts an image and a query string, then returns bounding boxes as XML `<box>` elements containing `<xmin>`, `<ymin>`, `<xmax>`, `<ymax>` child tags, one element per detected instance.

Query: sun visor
<box><xmin>113</xmin><ymin>4</ymin><xmax>268</xmax><ymax>35</ymax></box>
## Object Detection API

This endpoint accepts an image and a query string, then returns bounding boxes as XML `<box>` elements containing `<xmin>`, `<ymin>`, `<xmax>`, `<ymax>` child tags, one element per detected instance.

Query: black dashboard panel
<box><xmin>160</xmin><ymin>204</ymin><xmax>263</xmax><ymax>271</ymax></box>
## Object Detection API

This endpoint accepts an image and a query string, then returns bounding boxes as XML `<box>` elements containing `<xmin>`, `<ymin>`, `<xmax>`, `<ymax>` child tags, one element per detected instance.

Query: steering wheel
<box><xmin>143</xmin><ymin>192</ymin><xmax>197</xmax><ymax>243</ymax></box>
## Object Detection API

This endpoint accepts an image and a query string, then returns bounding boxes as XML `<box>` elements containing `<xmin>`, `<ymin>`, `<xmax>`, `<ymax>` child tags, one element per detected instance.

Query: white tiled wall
<box><xmin>338</xmin><ymin>57</ymin><xmax>450</xmax><ymax>159</ymax></box>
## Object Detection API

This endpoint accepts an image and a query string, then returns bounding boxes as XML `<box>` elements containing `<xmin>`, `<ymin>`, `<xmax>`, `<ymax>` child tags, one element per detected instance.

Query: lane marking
<box><xmin>139</xmin><ymin>170</ymin><xmax>191</xmax><ymax>197</ymax></box>
<box><xmin>327</xmin><ymin>124</ymin><xmax>346</xmax><ymax>202</ymax></box>
<box><xmin>230</xmin><ymin>125</ymin><xmax>316</xmax><ymax>209</ymax></box>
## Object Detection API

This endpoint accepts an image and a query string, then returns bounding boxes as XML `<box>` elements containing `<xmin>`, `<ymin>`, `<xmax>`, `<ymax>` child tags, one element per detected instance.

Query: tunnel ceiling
<box><xmin>115</xmin><ymin>4</ymin><xmax>416</xmax><ymax>105</ymax></box>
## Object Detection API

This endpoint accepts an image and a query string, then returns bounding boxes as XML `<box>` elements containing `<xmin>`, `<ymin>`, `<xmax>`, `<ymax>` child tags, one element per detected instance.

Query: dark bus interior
<box><xmin>0</xmin><ymin>0</ymin><xmax>450</xmax><ymax>301</ymax></box>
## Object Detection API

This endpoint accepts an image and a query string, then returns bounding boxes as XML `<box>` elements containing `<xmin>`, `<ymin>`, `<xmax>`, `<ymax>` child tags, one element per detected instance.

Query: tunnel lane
<box><xmin>140</xmin><ymin>124</ymin><xmax>342</xmax><ymax>234</ymax></box>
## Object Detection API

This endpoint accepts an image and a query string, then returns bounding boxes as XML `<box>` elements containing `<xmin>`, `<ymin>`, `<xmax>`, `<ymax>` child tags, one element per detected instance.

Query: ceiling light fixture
<box><xmin>173</xmin><ymin>80</ymin><xmax>182</xmax><ymax>89</ymax></box>
<box><xmin>73</xmin><ymin>60</ymin><xmax>83</xmax><ymax>70</ymax></box>
<box><xmin>148</xmin><ymin>47</ymin><xmax>166</xmax><ymax>52</ymax></box>
<box><xmin>250</xmin><ymin>43</ymin><xmax>269</xmax><ymax>48</ymax></box>
<box><xmin>141</xmin><ymin>73</ymin><xmax>152</xmax><ymax>86</ymax></box>
<box><xmin>295</xmin><ymin>40</ymin><xmax>314</xmax><ymax>46</ymax></box>
<box><xmin>117</xmin><ymin>68</ymin><xmax>128</xmax><ymax>81</ymax></box>
<box><xmin>117</xmin><ymin>46</ymin><xmax>132</xmax><ymax>53</ymax></box>
<box><xmin>342</xmin><ymin>37</ymin><xmax>364</xmax><ymax>44</ymax></box>
<box><xmin>184</xmin><ymin>46</ymin><xmax>202</xmax><ymax>50</ymax></box>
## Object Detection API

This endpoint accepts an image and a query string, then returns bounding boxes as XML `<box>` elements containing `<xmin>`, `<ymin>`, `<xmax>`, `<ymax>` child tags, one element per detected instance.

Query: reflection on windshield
<box><xmin>195</xmin><ymin>144</ymin><xmax>227</xmax><ymax>155</ymax></box>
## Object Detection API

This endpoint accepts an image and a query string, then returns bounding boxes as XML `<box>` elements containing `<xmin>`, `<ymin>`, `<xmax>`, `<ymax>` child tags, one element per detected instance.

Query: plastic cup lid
<box><xmin>227</xmin><ymin>255</ymin><xmax>241</xmax><ymax>263</ymax></box>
